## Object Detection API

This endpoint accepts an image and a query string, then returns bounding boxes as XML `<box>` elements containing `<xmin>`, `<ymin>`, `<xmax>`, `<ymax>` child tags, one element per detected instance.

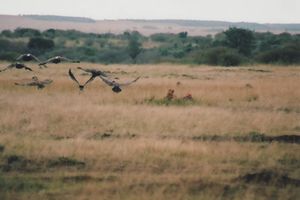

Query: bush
<box><xmin>42</xmin><ymin>29</ymin><xmax>56</xmax><ymax>38</ymax></box>
<box><xmin>0</xmin><ymin>39</ymin><xmax>26</xmax><ymax>60</ymax></box>
<box><xmin>197</xmin><ymin>47</ymin><xmax>244</xmax><ymax>66</ymax></box>
<box><xmin>0</xmin><ymin>39</ymin><xmax>27</xmax><ymax>52</ymax></box>
<box><xmin>27</xmin><ymin>37</ymin><xmax>54</xmax><ymax>50</ymax></box>
<box><xmin>136</xmin><ymin>49</ymin><xmax>161</xmax><ymax>63</ymax></box>
<box><xmin>1</xmin><ymin>30</ymin><xmax>13</xmax><ymax>37</ymax></box>
<box><xmin>0</xmin><ymin>51</ymin><xmax>19</xmax><ymax>61</ymax></box>
<box><xmin>95</xmin><ymin>48</ymin><xmax>130</xmax><ymax>63</ymax></box>
<box><xmin>14</xmin><ymin>28</ymin><xmax>41</xmax><ymax>37</ymax></box>
<box><xmin>150</xmin><ymin>33</ymin><xmax>176</xmax><ymax>42</ymax></box>
<box><xmin>256</xmin><ymin>43</ymin><xmax>300</xmax><ymax>64</ymax></box>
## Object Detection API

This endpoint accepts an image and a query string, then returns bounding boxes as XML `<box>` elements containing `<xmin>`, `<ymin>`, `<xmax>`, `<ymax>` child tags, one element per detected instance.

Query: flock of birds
<box><xmin>0</xmin><ymin>53</ymin><xmax>140</xmax><ymax>92</ymax></box>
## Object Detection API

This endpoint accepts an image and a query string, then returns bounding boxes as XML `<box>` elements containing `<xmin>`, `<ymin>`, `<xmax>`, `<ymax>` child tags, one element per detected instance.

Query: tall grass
<box><xmin>0</xmin><ymin>63</ymin><xmax>299</xmax><ymax>199</ymax></box>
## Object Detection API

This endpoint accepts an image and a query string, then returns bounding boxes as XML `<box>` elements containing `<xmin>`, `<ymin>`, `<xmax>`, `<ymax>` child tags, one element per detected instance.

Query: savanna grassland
<box><xmin>0</xmin><ymin>63</ymin><xmax>299</xmax><ymax>200</ymax></box>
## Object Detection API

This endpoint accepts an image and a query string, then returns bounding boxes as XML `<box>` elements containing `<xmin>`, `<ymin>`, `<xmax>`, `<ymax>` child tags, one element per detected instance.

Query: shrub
<box><xmin>256</xmin><ymin>43</ymin><xmax>300</xmax><ymax>64</ymax></box>
<box><xmin>1</xmin><ymin>30</ymin><xmax>13</xmax><ymax>37</ymax></box>
<box><xmin>150</xmin><ymin>33</ymin><xmax>176</xmax><ymax>42</ymax></box>
<box><xmin>0</xmin><ymin>51</ymin><xmax>19</xmax><ymax>61</ymax></box>
<box><xmin>27</xmin><ymin>37</ymin><xmax>55</xmax><ymax>50</ymax></box>
<box><xmin>197</xmin><ymin>47</ymin><xmax>244</xmax><ymax>66</ymax></box>
<box><xmin>95</xmin><ymin>48</ymin><xmax>130</xmax><ymax>63</ymax></box>
<box><xmin>14</xmin><ymin>28</ymin><xmax>41</xmax><ymax>37</ymax></box>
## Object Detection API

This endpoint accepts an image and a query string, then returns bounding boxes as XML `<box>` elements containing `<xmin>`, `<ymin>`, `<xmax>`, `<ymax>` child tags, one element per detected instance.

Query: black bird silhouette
<box><xmin>0</xmin><ymin>62</ymin><xmax>33</xmax><ymax>72</ymax></box>
<box><xmin>99</xmin><ymin>76</ymin><xmax>140</xmax><ymax>93</ymax></box>
<box><xmin>15</xmin><ymin>76</ymin><xmax>53</xmax><ymax>89</ymax></box>
<box><xmin>68</xmin><ymin>69</ymin><xmax>95</xmax><ymax>91</ymax></box>
<box><xmin>16</xmin><ymin>53</ymin><xmax>40</xmax><ymax>62</ymax></box>
<box><xmin>39</xmin><ymin>56</ymin><xmax>80</xmax><ymax>67</ymax></box>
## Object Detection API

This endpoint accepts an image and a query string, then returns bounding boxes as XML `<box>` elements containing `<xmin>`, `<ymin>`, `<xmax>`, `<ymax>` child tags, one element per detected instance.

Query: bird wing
<box><xmin>99</xmin><ymin>75</ymin><xmax>115</xmax><ymax>86</ymax></box>
<box><xmin>40</xmin><ymin>79</ymin><xmax>53</xmax><ymax>85</ymax></box>
<box><xmin>79</xmin><ymin>67</ymin><xmax>108</xmax><ymax>77</ymax></box>
<box><xmin>83</xmin><ymin>76</ymin><xmax>96</xmax><ymax>87</ymax></box>
<box><xmin>30</xmin><ymin>54</ymin><xmax>41</xmax><ymax>62</ymax></box>
<box><xmin>77</xmin><ymin>67</ymin><xmax>92</xmax><ymax>73</ymax></box>
<box><xmin>15</xmin><ymin>54</ymin><xmax>25</xmax><ymax>61</ymax></box>
<box><xmin>0</xmin><ymin>64</ymin><xmax>14</xmax><ymax>72</ymax></box>
<box><xmin>60</xmin><ymin>56</ymin><xmax>72</xmax><ymax>62</ymax></box>
<box><xmin>97</xmin><ymin>70</ymin><xmax>108</xmax><ymax>77</ymax></box>
<box><xmin>24</xmin><ymin>66</ymin><xmax>33</xmax><ymax>71</ymax></box>
<box><xmin>68</xmin><ymin>69</ymin><xmax>80</xmax><ymax>86</ymax></box>
<box><xmin>15</xmin><ymin>80</ymin><xmax>37</xmax><ymax>87</ymax></box>
<box><xmin>39</xmin><ymin>57</ymin><xmax>55</xmax><ymax>65</ymax></box>
<box><xmin>118</xmin><ymin>77</ymin><xmax>140</xmax><ymax>87</ymax></box>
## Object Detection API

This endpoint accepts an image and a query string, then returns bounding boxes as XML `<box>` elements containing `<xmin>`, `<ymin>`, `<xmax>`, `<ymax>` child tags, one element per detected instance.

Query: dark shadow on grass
<box><xmin>237</xmin><ymin>170</ymin><xmax>300</xmax><ymax>187</ymax></box>
<box><xmin>191</xmin><ymin>132</ymin><xmax>300</xmax><ymax>144</ymax></box>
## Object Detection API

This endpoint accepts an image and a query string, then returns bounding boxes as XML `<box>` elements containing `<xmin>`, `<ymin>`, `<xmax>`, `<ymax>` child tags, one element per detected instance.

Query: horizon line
<box><xmin>1</xmin><ymin>13</ymin><xmax>300</xmax><ymax>25</ymax></box>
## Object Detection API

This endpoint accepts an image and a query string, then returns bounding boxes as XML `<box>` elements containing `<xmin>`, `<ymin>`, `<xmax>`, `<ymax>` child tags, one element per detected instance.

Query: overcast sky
<box><xmin>1</xmin><ymin>0</ymin><xmax>299</xmax><ymax>23</ymax></box>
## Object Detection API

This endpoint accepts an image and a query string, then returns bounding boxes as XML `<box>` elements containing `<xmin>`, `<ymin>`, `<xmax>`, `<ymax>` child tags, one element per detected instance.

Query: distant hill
<box><xmin>0</xmin><ymin>14</ymin><xmax>300</xmax><ymax>36</ymax></box>
<box><xmin>24</xmin><ymin>15</ymin><xmax>96</xmax><ymax>23</ymax></box>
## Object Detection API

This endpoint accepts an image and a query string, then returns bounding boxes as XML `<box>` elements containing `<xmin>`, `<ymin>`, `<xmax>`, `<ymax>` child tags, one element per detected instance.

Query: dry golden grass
<box><xmin>0</xmin><ymin>62</ymin><xmax>299</xmax><ymax>199</ymax></box>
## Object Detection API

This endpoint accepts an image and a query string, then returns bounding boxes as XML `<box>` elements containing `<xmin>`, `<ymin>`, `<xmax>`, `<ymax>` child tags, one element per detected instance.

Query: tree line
<box><xmin>0</xmin><ymin>27</ymin><xmax>300</xmax><ymax>66</ymax></box>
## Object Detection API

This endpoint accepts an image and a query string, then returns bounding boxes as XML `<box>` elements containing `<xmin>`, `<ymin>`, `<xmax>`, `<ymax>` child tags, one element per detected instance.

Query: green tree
<box><xmin>196</xmin><ymin>47</ymin><xmax>244</xmax><ymax>66</ymax></box>
<box><xmin>223</xmin><ymin>27</ymin><xmax>255</xmax><ymax>56</ymax></box>
<box><xmin>178</xmin><ymin>32</ymin><xmax>188</xmax><ymax>39</ymax></box>
<box><xmin>127</xmin><ymin>32</ymin><xmax>142</xmax><ymax>63</ymax></box>
<box><xmin>14</xmin><ymin>28</ymin><xmax>41</xmax><ymax>37</ymax></box>
<box><xmin>1</xmin><ymin>30</ymin><xmax>13</xmax><ymax>38</ymax></box>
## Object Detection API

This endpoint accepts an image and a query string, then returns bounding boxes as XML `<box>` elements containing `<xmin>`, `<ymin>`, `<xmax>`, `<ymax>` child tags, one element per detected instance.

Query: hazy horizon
<box><xmin>1</xmin><ymin>0</ymin><xmax>300</xmax><ymax>24</ymax></box>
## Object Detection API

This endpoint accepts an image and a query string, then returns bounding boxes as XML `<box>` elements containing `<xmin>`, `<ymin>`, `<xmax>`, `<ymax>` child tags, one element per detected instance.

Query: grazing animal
<box><xmin>68</xmin><ymin>69</ymin><xmax>95</xmax><ymax>91</ymax></box>
<box><xmin>15</xmin><ymin>76</ymin><xmax>53</xmax><ymax>89</ymax></box>
<box><xmin>0</xmin><ymin>62</ymin><xmax>33</xmax><ymax>72</ymax></box>
<box><xmin>99</xmin><ymin>76</ymin><xmax>140</xmax><ymax>93</ymax></box>
<box><xmin>39</xmin><ymin>56</ymin><xmax>80</xmax><ymax>67</ymax></box>
<box><xmin>16</xmin><ymin>53</ymin><xmax>40</xmax><ymax>62</ymax></box>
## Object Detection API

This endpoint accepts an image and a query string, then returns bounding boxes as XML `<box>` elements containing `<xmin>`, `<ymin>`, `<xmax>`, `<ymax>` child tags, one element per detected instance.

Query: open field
<box><xmin>0</xmin><ymin>63</ymin><xmax>299</xmax><ymax>199</ymax></box>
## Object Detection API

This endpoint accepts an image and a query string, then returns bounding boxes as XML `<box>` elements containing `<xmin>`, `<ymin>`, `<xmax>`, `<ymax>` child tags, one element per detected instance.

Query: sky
<box><xmin>1</xmin><ymin>0</ymin><xmax>300</xmax><ymax>23</ymax></box>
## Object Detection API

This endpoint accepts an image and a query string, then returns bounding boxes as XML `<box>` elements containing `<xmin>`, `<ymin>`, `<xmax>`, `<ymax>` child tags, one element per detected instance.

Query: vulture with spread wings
<box><xmin>39</xmin><ymin>56</ymin><xmax>80</xmax><ymax>67</ymax></box>
<box><xmin>15</xmin><ymin>76</ymin><xmax>53</xmax><ymax>89</ymax></box>
<box><xmin>77</xmin><ymin>67</ymin><xmax>108</xmax><ymax>78</ymax></box>
<box><xmin>68</xmin><ymin>69</ymin><xmax>96</xmax><ymax>91</ymax></box>
<box><xmin>0</xmin><ymin>63</ymin><xmax>33</xmax><ymax>72</ymax></box>
<box><xmin>16</xmin><ymin>53</ymin><xmax>40</xmax><ymax>62</ymax></box>
<box><xmin>99</xmin><ymin>76</ymin><xmax>140</xmax><ymax>93</ymax></box>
